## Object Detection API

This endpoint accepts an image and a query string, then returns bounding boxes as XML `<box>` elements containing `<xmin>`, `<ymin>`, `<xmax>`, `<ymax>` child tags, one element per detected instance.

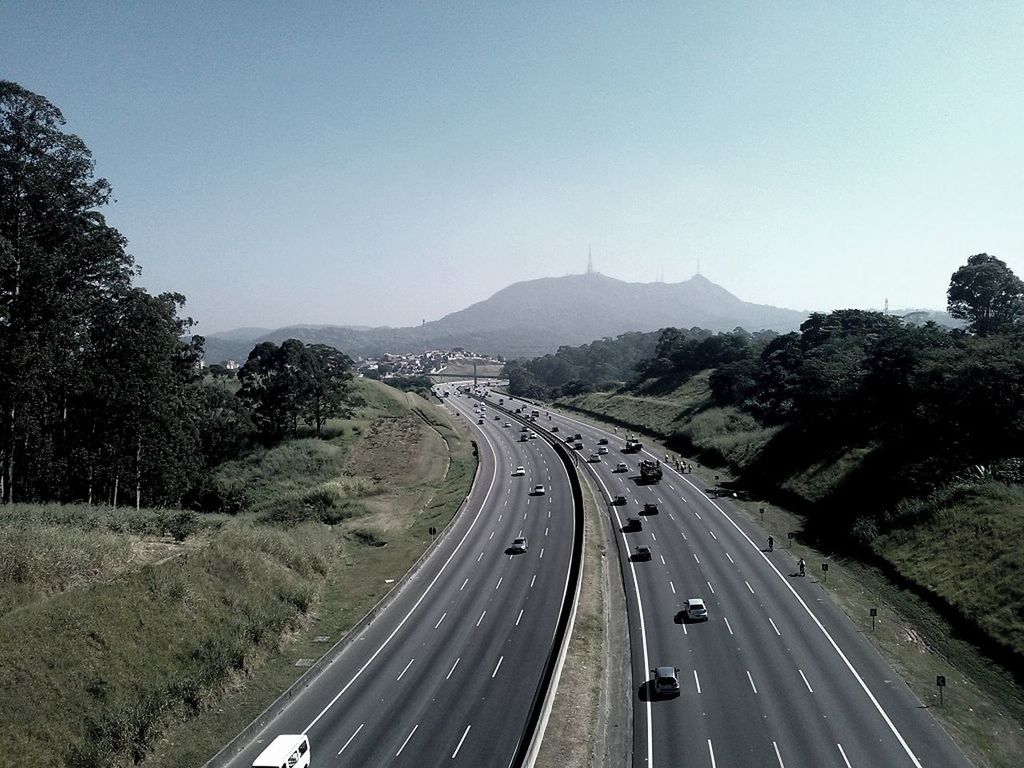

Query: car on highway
<box><xmin>512</xmin><ymin>466</ymin><xmax>525</xmax><ymax>476</ymax></box>
<box><xmin>478</xmin><ymin>418</ymin><xmax>484</xmax><ymax>424</ymax></box>
<box><xmin>551</xmin><ymin>425</ymin><xmax>559</xmax><ymax>432</ymax></box>
<box><xmin>597</xmin><ymin>446</ymin><xmax>609</xmax><ymax>455</ymax></box>
<box><xmin>494</xmin><ymin>415</ymin><xmax>500</xmax><ymax>420</ymax></box>
<box><xmin>589</xmin><ymin>453</ymin><xmax>601</xmax><ymax>462</ymax></box>
<box><xmin>624</xmin><ymin>516</ymin><xmax>642</xmax><ymax>532</ymax></box>
<box><xmin>612</xmin><ymin>495</ymin><xmax>626</xmax><ymax>505</ymax></box>
<box><xmin>642</xmin><ymin>503</ymin><xmax>658</xmax><ymax>515</ymax></box>
<box><xmin>573</xmin><ymin>442</ymin><xmax>583</xmax><ymax>450</ymax></box>
<box><xmin>519</xmin><ymin>434</ymin><xmax>529</xmax><ymax>442</ymax></box>
<box><xmin>598</xmin><ymin>437</ymin><xmax>608</xmax><ymax>445</ymax></box>
<box><xmin>528</xmin><ymin>432</ymin><xmax>538</xmax><ymax>439</ymax></box>
<box><xmin>614</xmin><ymin>462</ymin><xmax>628</xmax><ymax>472</ymax></box>
<box><xmin>510</xmin><ymin>537</ymin><xmax>528</xmax><ymax>553</ymax></box>
<box><xmin>633</xmin><ymin>545</ymin><xmax>652</xmax><ymax>561</ymax></box>
<box><xmin>651</xmin><ymin>666</ymin><xmax>680</xmax><ymax>698</ymax></box>
<box><xmin>532</xmin><ymin>484</ymin><xmax>546</xmax><ymax>495</ymax></box>
<box><xmin>521</xmin><ymin>426</ymin><xmax>529</xmax><ymax>432</ymax></box>
<box><xmin>504</xmin><ymin>422</ymin><xmax>511</xmax><ymax>428</ymax></box>
<box><xmin>681</xmin><ymin>598</ymin><xmax>708</xmax><ymax>622</ymax></box>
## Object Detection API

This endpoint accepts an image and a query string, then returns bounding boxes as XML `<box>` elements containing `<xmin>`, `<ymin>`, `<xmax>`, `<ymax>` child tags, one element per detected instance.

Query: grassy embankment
<box><xmin>0</xmin><ymin>378</ymin><xmax>475</xmax><ymax>768</ymax></box>
<box><xmin>555</xmin><ymin>377</ymin><xmax>1024</xmax><ymax>768</ymax></box>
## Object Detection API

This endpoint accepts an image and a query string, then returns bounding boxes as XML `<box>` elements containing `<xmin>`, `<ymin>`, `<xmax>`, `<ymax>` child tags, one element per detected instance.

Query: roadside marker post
<box><xmin>870</xmin><ymin>607</ymin><xmax>877</xmax><ymax>632</ymax></box>
<box><xmin>821</xmin><ymin>562</ymin><xmax>829</xmax><ymax>582</ymax></box>
<box><xmin>937</xmin><ymin>675</ymin><xmax>946</xmax><ymax>705</ymax></box>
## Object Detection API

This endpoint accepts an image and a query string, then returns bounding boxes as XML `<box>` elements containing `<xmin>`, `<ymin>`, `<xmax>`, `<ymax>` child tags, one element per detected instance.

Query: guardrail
<box><xmin>476</xmin><ymin>395</ymin><xmax>586</xmax><ymax>768</ymax></box>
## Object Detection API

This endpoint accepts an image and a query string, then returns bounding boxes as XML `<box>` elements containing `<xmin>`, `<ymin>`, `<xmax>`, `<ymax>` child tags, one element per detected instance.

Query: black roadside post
<box><xmin>937</xmin><ymin>675</ymin><xmax>946</xmax><ymax>706</ymax></box>
<box><xmin>870</xmin><ymin>607</ymin><xmax>878</xmax><ymax>632</ymax></box>
<box><xmin>760</xmin><ymin>506</ymin><xmax>765</xmax><ymax>524</ymax></box>
<box><xmin>821</xmin><ymin>562</ymin><xmax>829</xmax><ymax>582</ymax></box>
<box><xmin>787</xmin><ymin>531</ymin><xmax>794</xmax><ymax>549</ymax></box>
<box><xmin>428</xmin><ymin>526</ymin><xmax>437</xmax><ymax>541</ymax></box>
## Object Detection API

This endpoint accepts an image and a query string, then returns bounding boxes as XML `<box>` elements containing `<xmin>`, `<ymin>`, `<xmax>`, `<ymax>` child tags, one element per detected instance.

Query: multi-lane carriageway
<box><xmin>508</xmin><ymin>395</ymin><xmax>973</xmax><ymax>768</ymax></box>
<box><xmin>221</xmin><ymin>390</ymin><xmax>576</xmax><ymax>768</ymax></box>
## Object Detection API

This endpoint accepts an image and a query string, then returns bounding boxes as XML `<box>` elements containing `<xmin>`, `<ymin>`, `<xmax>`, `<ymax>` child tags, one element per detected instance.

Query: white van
<box><xmin>252</xmin><ymin>734</ymin><xmax>310</xmax><ymax>768</ymax></box>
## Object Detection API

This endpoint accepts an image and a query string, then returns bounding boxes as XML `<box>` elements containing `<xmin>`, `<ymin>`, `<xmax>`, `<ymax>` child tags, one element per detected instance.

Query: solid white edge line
<box><xmin>589</xmin><ymin>467</ymin><xmax>654</xmax><ymax>768</ymax></box>
<box><xmin>673</xmin><ymin>470</ymin><xmax>925</xmax><ymax>768</ymax></box>
<box><xmin>303</xmin><ymin>413</ymin><xmax>504</xmax><ymax>733</ymax></box>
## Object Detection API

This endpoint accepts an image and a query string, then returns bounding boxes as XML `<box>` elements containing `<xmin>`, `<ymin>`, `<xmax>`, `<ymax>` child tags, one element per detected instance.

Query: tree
<box><xmin>1</xmin><ymin>81</ymin><xmax>133</xmax><ymax>502</ymax></box>
<box><xmin>237</xmin><ymin>340</ymin><xmax>354</xmax><ymax>439</ymax></box>
<box><xmin>947</xmin><ymin>253</ymin><xmax>1024</xmax><ymax>336</ymax></box>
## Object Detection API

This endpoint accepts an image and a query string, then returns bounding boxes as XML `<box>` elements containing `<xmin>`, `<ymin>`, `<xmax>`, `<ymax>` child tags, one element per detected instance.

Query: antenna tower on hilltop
<box><xmin>586</xmin><ymin>246</ymin><xmax>595</xmax><ymax>275</ymax></box>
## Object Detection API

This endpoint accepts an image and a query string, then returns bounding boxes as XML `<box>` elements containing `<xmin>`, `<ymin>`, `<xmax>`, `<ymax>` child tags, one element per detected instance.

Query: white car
<box><xmin>588</xmin><ymin>453</ymin><xmax>601</xmax><ymax>462</ymax></box>
<box><xmin>512</xmin><ymin>466</ymin><xmax>526</xmax><ymax>476</ymax></box>
<box><xmin>504</xmin><ymin>422</ymin><xmax>511</xmax><ymax>428</ymax></box>
<box><xmin>615</xmin><ymin>462</ymin><xmax>629</xmax><ymax>472</ymax></box>
<box><xmin>598</xmin><ymin>446</ymin><xmax>609</xmax><ymax>455</ymax></box>
<box><xmin>510</xmin><ymin>537</ymin><xmax>528</xmax><ymax>553</ymax></box>
<box><xmin>682</xmin><ymin>598</ymin><xmax>708</xmax><ymax>622</ymax></box>
<box><xmin>532</xmin><ymin>484</ymin><xmax>546</xmax><ymax>495</ymax></box>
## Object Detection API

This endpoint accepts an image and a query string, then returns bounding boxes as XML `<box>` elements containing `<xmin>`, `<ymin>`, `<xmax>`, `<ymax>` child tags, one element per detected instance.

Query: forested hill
<box><xmin>203</xmin><ymin>273</ymin><xmax>808</xmax><ymax>362</ymax></box>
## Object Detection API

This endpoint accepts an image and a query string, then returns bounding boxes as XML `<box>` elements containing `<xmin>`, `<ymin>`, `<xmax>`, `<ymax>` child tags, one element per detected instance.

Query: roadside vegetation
<box><xmin>0</xmin><ymin>378</ymin><xmax>476</xmax><ymax>767</ymax></box>
<box><xmin>509</xmin><ymin>253</ymin><xmax>1024</xmax><ymax>766</ymax></box>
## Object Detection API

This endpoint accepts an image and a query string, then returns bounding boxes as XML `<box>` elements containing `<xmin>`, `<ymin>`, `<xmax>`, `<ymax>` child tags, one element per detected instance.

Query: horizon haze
<box><xmin>3</xmin><ymin>3</ymin><xmax>1022</xmax><ymax>334</ymax></box>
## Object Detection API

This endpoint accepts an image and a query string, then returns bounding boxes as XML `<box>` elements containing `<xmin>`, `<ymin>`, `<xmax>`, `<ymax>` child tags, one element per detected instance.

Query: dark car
<box><xmin>642</xmin><ymin>503</ymin><xmax>658</xmax><ymax>515</ymax></box>
<box><xmin>612</xmin><ymin>495</ymin><xmax>627</xmax><ymax>505</ymax></box>
<box><xmin>598</xmin><ymin>437</ymin><xmax>608</xmax><ymax>445</ymax></box>
<box><xmin>551</xmin><ymin>426</ymin><xmax>559</xmax><ymax>432</ymax></box>
<box><xmin>633</xmin><ymin>545</ymin><xmax>652</xmax><ymax>561</ymax></box>
<box><xmin>624</xmin><ymin>516</ymin><xmax>642</xmax><ymax>532</ymax></box>
<box><xmin>651</xmin><ymin>666</ymin><xmax>680</xmax><ymax>697</ymax></box>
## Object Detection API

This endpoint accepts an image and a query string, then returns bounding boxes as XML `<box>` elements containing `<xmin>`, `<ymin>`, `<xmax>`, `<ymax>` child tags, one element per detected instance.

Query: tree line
<box><xmin>507</xmin><ymin>252</ymin><xmax>1024</xmax><ymax>540</ymax></box>
<box><xmin>0</xmin><ymin>82</ymin><xmax>354</xmax><ymax>509</ymax></box>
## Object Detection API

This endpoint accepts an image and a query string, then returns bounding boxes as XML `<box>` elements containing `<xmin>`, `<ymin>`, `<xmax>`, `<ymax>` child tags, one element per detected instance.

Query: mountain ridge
<box><xmin>202</xmin><ymin>273</ymin><xmax>809</xmax><ymax>362</ymax></box>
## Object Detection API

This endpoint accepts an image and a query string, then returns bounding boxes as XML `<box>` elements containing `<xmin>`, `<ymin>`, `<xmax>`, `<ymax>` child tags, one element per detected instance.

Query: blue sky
<box><xmin>3</xmin><ymin>2</ymin><xmax>1022</xmax><ymax>334</ymax></box>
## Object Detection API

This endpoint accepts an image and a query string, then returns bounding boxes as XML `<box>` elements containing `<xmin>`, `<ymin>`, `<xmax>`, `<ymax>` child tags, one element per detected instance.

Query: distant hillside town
<box><xmin>202</xmin><ymin>347</ymin><xmax>503</xmax><ymax>380</ymax></box>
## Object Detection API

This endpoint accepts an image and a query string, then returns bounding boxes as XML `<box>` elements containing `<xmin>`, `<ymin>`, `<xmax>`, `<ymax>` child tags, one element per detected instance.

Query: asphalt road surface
<box><xmin>221</xmin><ymin>388</ymin><xmax>576</xmax><ymax>768</ymax></box>
<box><xmin>531</xmin><ymin>401</ymin><xmax>974</xmax><ymax>768</ymax></box>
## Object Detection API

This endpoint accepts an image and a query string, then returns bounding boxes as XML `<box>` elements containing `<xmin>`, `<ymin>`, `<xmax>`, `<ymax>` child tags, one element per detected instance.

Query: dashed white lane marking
<box><xmin>476</xmin><ymin>610</ymin><xmax>486</xmax><ymax>627</ymax></box>
<box><xmin>746</xmin><ymin>670</ymin><xmax>758</xmax><ymax>694</ymax></box>
<box><xmin>495</xmin><ymin>576</ymin><xmax>503</xmax><ymax>591</ymax></box>
<box><xmin>669</xmin><ymin>581</ymin><xmax>676</xmax><ymax>594</ymax></box>
<box><xmin>651</xmin><ymin>532</ymin><xmax>658</xmax><ymax>542</ymax></box>
<box><xmin>498</xmin><ymin>514</ymin><xmax>502</xmax><ymax>522</ymax></box>
<box><xmin>460</xmin><ymin>578</ymin><xmax>469</xmax><ymax>591</ymax></box>
<box><xmin>524</xmin><ymin>512</ymin><xmax>528</xmax><ymax>520</ymax></box>
<box><xmin>773</xmin><ymin>741</ymin><xmax>786</xmax><ymax>767</ymax></box>
<box><xmin>338</xmin><ymin>723</ymin><xmax>364</xmax><ymax>755</ymax></box>
<box><xmin>709</xmin><ymin>530</ymin><xmax>717</xmax><ymax>540</ymax></box>
<box><xmin>530</xmin><ymin>574</ymin><xmax>536</xmax><ymax>588</ymax></box>
<box><xmin>723</xmin><ymin>616</ymin><xmax>734</xmax><ymax>636</ymax></box>
<box><xmin>491</xmin><ymin>655</ymin><xmax>504</xmax><ymax>678</ymax></box>
<box><xmin>707</xmin><ymin>580</ymin><xmax>715</xmax><ymax>594</ymax></box>
<box><xmin>516</xmin><ymin>609</ymin><xmax>524</xmax><ymax>626</ymax></box>
<box><xmin>435</xmin><ymin>612</ymin><xmax>446</xmax><ymax>629</ymax></box>
<box><xmin>694</xmin><ymin>553</ymin><xmax>701</xmax><ymax>564</ymax></box>
<box><xmin>745</xmin><ymin>580</ymin><xmax>755</xmax><ymax>594</ymax></box>
<box><xmin>477</xmin><ymin>552</ymin><xmax>484</xmax><ymax>562</ymax></box>
<box><xmin>693</xmin><ymin>669</ymin><xmax>702</xmax><ymax>694</ymax></box>
<box><xmin>446</xmin><ymin>657</ymin><xmax>460</xmax><ymax>680</ymax></box>
<box><xmin>681</xmin><ymin>532</ymin><xmax>687</xmax><ymax>541</ymax></box>
<box><xmin>489</xmin><ymin>531</ymin><xmax>494</xmax><ymax>540</ymax></box>
<box><xmin>397</xmin><ymin>658</ymin><xmax>414</xmax><ymax>681</ymax></box>
<box><xmin>695</xmin><ymin>512</ymin><xmax>702</xmax><ymax>520</ymax></box>
<box><xmin>669</xmin><ymin>513</ymin><xmax>675</xmax><ymax>521</ymax></box>
<box><xmin>540</xmin><ymin>547</ymin><xmax>545</xmax><ymax>559</ymax></box>
<box><xmin>726</xmin><ymin>552</ymin><xmax>734</xmax><ymax>564</ymax></box>
<box><xmin>452</xmin><ymin>725</ymin><xmax>471</xmax><ymax>759</ymax></box>
<box><xmin>396</xmin><ymin>724</ymin><xmax>418</xmax><ymax>756</ymax></box>
<box><xmin>657</xmin><ymin>497</ymin><xmax>663</xmax><ymax>503</ymax></box>
<box><xmin>799</xmin><ymin>669</ymin><xmax>814</xmax><ymax>693</ymax></box>
<box><xmin>837</xmin><ymin>743</ymin><xmax>852</xmax><ymax>768</ymax></box>
<box><xmin>708</xmin><ymin>739</ymin><xmax>717</xmax><ymax>768</ymax></box>
<box><xmin>769</xmin><ymin>617</ymin><xmax>781</xmax><ymax>636</ymax></box>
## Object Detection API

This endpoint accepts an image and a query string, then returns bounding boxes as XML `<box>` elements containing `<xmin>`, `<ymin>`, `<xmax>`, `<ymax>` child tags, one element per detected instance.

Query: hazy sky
<box><xmin>3</xmin><ymin>2</ymin><xmax>1022</xmax><ymax>334</ymax></box>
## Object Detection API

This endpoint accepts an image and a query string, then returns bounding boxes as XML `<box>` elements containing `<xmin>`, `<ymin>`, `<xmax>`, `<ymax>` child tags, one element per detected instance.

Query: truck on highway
<box><xmin>638</xmin><ymin>459</ymin><xmax>663</xmax><ymax>484</ymax></box>
<box><xmin>623</xmin><ymin>439</ymin><xmax>643</xmax><ymax>453</ymax></box>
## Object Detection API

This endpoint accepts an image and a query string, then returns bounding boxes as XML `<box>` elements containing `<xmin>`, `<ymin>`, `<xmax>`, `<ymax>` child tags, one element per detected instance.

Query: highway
<box><xmin>219</xmin><ymin>387</ymin><xmax>577</xmax><ymax>768</ymax></box>
<box><xmin>530</xmin><ymin>402</ymin><xmax>973</xmax><ymax>768</ymax></box>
